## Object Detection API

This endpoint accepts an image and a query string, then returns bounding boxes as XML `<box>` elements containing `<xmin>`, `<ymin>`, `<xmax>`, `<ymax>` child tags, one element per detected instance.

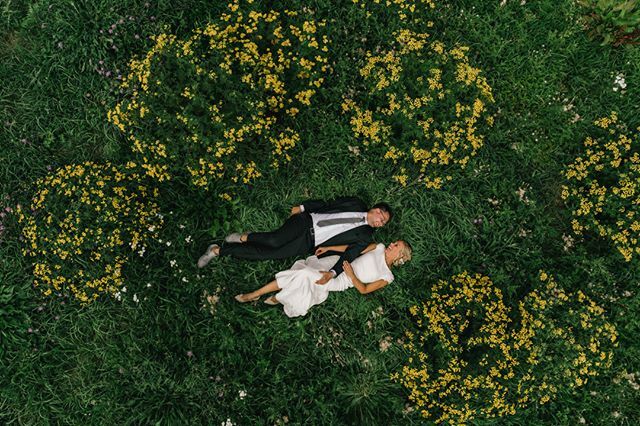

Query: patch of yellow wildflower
<box><xmin>17</xmin><ymin>162</ymin><xmax>163</xmax><ymax>305</ymax></box>
<box><xmin>521</xmin><ymin>272</ymin><xmax>618</xmax><ymax>394</ymax></box>
<box><xmin>108</xmin><ymin>0</ymin><xmax>330</xmax><ymax>199</ymax></box>
<box><xmin>351</xmin><ymin>0</ymin><xmax>437</xmax><ymax>24</ymax></box>
<box><xmin>392</xmin><ymin>271</ymin><xmax>617</xmax><ymax>424</ymax></box>
<box><xmin>561</xmin><ymin>112</ymin><xmax>640</xmax><ymax>262</ymax></box>
<box><xmin>342</xmin><ymin>27</ymin><xmax>494</xmax><ymax>190</ymax></box>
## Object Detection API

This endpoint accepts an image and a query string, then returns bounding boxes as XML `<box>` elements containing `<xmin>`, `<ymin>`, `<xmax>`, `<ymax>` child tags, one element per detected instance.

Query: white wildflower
<box><xmin>347</xmin><ymin>145</ymin><xmax>361</xmax><ymax>156</ymax></box>
<box><xmin>613</xmin><ymin>73</ymin><xmax>627</xmax><ymax>92</ymax></box>
<box><xmin>562</xmin><ymin>233</ymin><xmax>574</xmax><ymax>251</ymax></box>
<box><xmin>371</xmin><ymin>306</ymin><xmax>384</xmax><ymax>319</ymax></box>
<box><xmin>379</xmin><ymin>336</ymin><xmax>393</xmax><ymax>352</ymax></box>
<box><xmin>516</xmin><ymin>186</ymin><xmax>530</xmax><ymax>204</ymax></box>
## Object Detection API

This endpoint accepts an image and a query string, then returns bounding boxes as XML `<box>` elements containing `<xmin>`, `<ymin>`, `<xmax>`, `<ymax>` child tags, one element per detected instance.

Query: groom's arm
<box><xmin>315</xmin><ymin>242</ymin><xmax>367</xmax><ymax>284</ymax></box>
<box><xmin>298</xmin><ymin>196</ymin><xmax>364</xmax><ymax>214</ymax></box>
<box><xmin>290</xmin><ymin>199</ymin><xmax>325</xmax><ymax>215</ymax></box>
<box><xmin>290</xmin><ymin>198</ymin><xmax>326</xmax><ymax>214</ymax></box>
<box><xmin>329</xmin><ymin>242</ymin><xmax>368</xmax><ymax>276</ymax></box>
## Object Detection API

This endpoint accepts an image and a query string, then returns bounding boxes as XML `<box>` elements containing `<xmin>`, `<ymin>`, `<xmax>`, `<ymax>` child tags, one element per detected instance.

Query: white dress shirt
<box><xmin>309</xmin><ymin>211</ymin><xmax>368</xmax><ymax>245</ymax></box>
<box><xmin>299</xmin><ymin>205</ymin><xmax>369</xmax><ymax>276</ymax></box>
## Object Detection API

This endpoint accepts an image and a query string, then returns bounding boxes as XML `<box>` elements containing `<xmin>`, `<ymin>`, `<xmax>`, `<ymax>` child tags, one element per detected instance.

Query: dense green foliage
<box><xmin>1</xmin><ymin>0</ymin><xmax>639</xmax><ymax>424</ymax></box>
<box><xmin>578</xmin><ymin>0</ymin><xmax>640</xmax><ymax>46</ymax></box>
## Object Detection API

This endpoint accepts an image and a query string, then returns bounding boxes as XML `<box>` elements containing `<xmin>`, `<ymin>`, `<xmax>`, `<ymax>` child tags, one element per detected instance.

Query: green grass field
<box><xmin>1</xmin><ymin>0</ymin><xmax>639</xmax><ymax>424</ymax></box>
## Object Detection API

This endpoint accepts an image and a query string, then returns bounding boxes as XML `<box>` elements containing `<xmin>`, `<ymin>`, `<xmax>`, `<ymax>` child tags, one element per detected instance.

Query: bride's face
<box><xmin>385</xmin><ymin>241</ymin><xmax>404</xmax><ymax>262</ymax></box>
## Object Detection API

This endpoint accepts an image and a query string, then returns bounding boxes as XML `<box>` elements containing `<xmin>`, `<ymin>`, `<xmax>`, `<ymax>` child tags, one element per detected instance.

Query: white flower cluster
<box><xmin>613</xmin><ymin>73</ymin><xmax>627</xmax><ymax>92</ymax></box>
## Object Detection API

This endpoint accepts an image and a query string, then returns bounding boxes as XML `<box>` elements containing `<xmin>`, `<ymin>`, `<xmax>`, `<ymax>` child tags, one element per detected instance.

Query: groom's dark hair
<box><xmin>371</xmin><ymin>202</ymin><xmax>393</xmax><ymax>221</ymax></box>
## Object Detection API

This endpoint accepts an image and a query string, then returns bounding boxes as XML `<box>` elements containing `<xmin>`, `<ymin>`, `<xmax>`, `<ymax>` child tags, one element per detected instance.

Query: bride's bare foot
<box><xmin>235</xmin><ymin>294</ymin><xmax>259</xmax><ymax>303</ymax></box>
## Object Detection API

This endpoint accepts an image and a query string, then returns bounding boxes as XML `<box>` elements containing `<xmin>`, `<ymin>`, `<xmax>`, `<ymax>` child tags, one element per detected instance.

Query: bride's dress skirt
<box><xmin>274</xmin><ymin>244</ymin><xmax>394</xmax><ymax>318</ymax></box>
<box><xmin>275</xmin><ymin>255</ymin><xmax>351</xmax><ymax>318</ymax></box>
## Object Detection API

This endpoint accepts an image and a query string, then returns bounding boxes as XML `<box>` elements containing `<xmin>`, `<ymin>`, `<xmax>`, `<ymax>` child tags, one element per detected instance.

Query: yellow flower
<box><xmin>108</xmin><ymin>3</ymin><xmax>331</xmax><ymax>195</ymax></box>
<box><xmin>563</xmin><ymin>113</ymin><xmax>639</xmax><ymax>262</ymax></box>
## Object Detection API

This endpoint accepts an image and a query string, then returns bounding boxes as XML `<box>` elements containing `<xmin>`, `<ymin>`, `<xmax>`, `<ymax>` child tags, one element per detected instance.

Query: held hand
<box><xmin>342</xmin><ymin>261</ymin><xmax>355</xmax><ymax>278</ymax></box>
<box><xmin>315</xmin><ymin>247</ymin><xmax>328</xmax><ymax>256</ymax></box>
<box><xmin>315</xmin><ymin>271</ymin><xmax>333</xmax><ymax>285</ymax></box>
<box><xmin>290</xmin><ymin>206</ymin><xmax>301</xmax><ymax>216</ymax></box>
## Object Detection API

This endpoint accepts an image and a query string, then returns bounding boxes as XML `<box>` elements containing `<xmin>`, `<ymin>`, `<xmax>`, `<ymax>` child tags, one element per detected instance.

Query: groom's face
<box><xmin>367</xmin><ymin>208</ymin><xmax>390</xmax><ymax>228</ymax></box>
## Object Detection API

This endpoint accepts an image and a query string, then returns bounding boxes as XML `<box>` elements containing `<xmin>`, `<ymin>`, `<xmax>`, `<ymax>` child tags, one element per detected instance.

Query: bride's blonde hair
<box><xmin>392</xmin><ymin>241</ymin><xmax>413</xmax><ymax>267</ymax></box>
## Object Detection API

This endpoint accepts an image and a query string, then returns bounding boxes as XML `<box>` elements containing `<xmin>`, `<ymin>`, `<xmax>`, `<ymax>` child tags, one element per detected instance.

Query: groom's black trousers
<box><xmin>219</xmin><ymin>212</ymin><xmax>315</xmax><ymax>260</ymax></box>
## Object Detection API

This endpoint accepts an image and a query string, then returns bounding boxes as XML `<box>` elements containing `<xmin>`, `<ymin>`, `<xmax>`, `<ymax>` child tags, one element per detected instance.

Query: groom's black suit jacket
<box><xmin>301</xmin><ymin>196</ymin><xmax>375</xmax><ymax>276</ymax></box>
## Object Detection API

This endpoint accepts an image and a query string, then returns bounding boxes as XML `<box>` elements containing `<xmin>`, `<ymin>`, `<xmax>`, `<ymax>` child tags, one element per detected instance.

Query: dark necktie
<box><xmin>317</xmin><ymin>216</ymin><xmax>365</xmax><ymax>227</ymax></box>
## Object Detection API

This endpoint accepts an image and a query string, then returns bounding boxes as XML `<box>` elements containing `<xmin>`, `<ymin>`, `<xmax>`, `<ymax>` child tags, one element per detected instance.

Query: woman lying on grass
<box><xmin>235</xmin><ymin>241</ymin><xmax>412</xmax><ymax>317</ymax></box>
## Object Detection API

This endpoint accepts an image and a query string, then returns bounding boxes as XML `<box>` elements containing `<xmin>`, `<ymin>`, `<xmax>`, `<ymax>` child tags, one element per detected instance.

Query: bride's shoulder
<box><xmin>375</xmin><ymin>243</ymin><xmax>385</xmax><ymax>251</ymax></box>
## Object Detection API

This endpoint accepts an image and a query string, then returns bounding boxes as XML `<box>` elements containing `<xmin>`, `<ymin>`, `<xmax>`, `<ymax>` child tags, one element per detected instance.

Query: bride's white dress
<box><xmin>274</xmin><ymin>243</ymin><xmax>394</xmax><ymax>317</ymax></box>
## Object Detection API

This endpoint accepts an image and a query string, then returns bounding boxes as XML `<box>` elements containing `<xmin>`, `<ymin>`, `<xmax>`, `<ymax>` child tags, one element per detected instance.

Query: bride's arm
<box><xmin>321</xmin><ymin>244</ymin><xmax>348</xmax><ymax>252</ymax></box>
<box><xmin>360</xmin><ymin>243</ymin><xmax>377</xmax><ymax>254</ymax></box>
<box><xmin>342</xmin><ymin>261</ymin><xmax>390</xmax><ymax>294</ymax></box>
<box><xmin>316</xmin><ymin>243</ymin><xmax>376</xmax><ymax>256</ymax></box>
<box><xmin>315</xmin><ymin>244</ymin><xmax>348</xmax><ymax>256</ymax></box>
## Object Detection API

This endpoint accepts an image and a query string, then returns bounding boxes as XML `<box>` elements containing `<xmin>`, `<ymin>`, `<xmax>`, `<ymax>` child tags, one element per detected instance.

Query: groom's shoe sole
<box><xmin>224</xmin><ymin>232</ymin><xmax>243</xmax><ymax>243</ymax></box>
<box><xmin>197</xmin><ymin>244</ymin><xmax>219</xmax><ymax>268</ymax></box>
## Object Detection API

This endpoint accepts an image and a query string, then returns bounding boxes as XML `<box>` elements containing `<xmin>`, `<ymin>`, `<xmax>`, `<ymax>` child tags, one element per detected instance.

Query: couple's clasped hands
<box><xmin>314</xmin><ymin>258</ymin><xmax>355</xmax><ymax>285</ymax></box>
